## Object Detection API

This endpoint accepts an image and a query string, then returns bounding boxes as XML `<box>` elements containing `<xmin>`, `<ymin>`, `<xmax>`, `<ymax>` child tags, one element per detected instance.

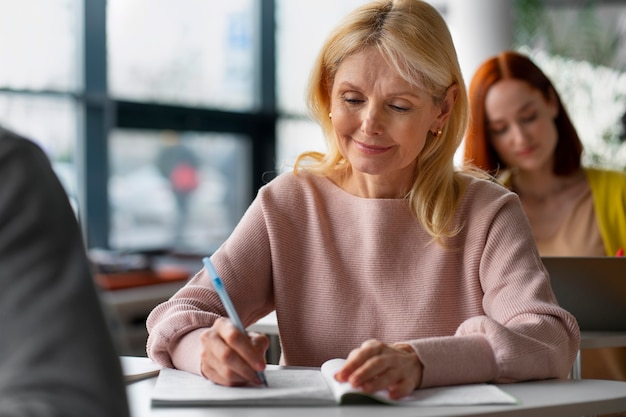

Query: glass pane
<box><xmin>533</xmin><ymin>3</ymin><xmax>626</xmax><ymax>71</ymax></box>
<box><xmin>0</xmin><ymin>0</ymin><xmax>79</xmax><ymax>91</ymax></box>
<box><xmin>0</xmin><ymin>92</ymin><xmax>79</xmax><ymax>211</ymax></box>
<box><xmin>276</xmin><ymin>118</ymin><xmax>327</xmax><ymax>174</ymax></box>
<box><xmin>108</xmin><ymin>0</ymin><xmax>258</xmax><ymax>110</ymax></box>
<box><xmin>276</xmin><ymin>0</ymin><xmax>371</xmax><ymax>115</ymax></box>
<box><xmin>109</xmin><ymin>129</ymin><xmax>252</xmax><ymax>254</ymax></box>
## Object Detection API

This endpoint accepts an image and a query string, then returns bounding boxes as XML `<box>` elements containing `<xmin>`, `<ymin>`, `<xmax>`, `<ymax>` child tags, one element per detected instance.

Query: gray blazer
<box><xmin>0</xmin><ymin>128</ymin><xmax>130</xmax><ymax>416</ymax></box>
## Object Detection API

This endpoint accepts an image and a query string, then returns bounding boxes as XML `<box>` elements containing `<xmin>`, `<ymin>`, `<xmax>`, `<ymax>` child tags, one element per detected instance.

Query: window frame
<box><xmin>82</xmin><ymin>0</ymin><xmax>277</xmax><ymax>249</ymax></box>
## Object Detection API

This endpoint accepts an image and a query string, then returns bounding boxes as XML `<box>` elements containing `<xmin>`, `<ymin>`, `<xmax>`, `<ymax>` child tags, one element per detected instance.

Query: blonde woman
<box><xmin>147</xmin><ymin>0</ymin><xmax>579</xmax><ymax>398</ymax></box>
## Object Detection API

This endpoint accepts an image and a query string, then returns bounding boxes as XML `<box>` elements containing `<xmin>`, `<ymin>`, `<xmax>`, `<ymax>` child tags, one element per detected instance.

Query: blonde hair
<box><xmin>295</xmin><ymin>0</ymin><xmax>470</xmax><ymax>245</ymax></box>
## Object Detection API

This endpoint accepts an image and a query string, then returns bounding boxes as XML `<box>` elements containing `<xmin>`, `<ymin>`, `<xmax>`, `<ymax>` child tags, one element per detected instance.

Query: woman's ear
<box><xmin>437</xmin><ymin>83</ymin><xmax>459</xmax><ymax>125</ymax></box>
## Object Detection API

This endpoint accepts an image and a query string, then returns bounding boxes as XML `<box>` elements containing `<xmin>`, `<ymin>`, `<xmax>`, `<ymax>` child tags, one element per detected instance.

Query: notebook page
<box><xmin>152</xmin><ymin>366</ymin><xmax>336</xmax><ymax>406</ymax></box>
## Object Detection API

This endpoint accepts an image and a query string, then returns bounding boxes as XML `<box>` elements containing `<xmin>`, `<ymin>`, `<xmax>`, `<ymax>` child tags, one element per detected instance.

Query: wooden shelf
<box><xmin>96</xmin><ymin>266</ymin><xmax>191</xmax><ymax>291</ymax></box>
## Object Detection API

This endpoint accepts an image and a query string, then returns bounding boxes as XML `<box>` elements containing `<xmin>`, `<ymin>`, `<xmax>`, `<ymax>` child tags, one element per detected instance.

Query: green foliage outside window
<box><xmin>513</xmin><ymin>0</ymin><xmax>626</xmax><ymax>171</ymax></box>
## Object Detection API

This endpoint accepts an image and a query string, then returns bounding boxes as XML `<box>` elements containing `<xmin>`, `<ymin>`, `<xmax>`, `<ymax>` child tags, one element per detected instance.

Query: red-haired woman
<box><xmin>464</xmin><ymin>50</ymin><xmax>626</xmax><ymax>383</ymax></box>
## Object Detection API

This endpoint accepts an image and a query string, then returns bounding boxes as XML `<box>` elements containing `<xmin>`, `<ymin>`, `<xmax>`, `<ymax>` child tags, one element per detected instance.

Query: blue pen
<box><xmin>202</xmin><ymin>257</ymin><xmax>268</xmax><ymax>387</ymax></box>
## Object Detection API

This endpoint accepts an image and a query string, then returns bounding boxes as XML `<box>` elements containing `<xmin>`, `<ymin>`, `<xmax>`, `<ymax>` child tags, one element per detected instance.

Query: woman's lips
<box><xmin>353</xmin><ymin>139</ymin><xmax>393</xmax><ymax>155</ymax></box>
<box><xmin>516</xmin><ymin>146</ymin><xmax>536</xmax><ymax>158</ymax></box>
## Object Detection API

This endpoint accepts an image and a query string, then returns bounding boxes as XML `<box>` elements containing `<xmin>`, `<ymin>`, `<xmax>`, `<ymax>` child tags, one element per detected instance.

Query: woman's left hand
<box><xmin>334</xmin><ymin>339</ymin><xmax>423</xmax><ymax>399</ymax></box>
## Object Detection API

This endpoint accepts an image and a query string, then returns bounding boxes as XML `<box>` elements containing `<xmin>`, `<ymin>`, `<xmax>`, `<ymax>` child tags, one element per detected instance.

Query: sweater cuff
<box><xmin>411</xmin><ymin>334</ymin><xmax>498</xmax><ymax>388</ymax></box>
<box><xmin>170</xmin><ymin>328</ymin><xmax>207</xmax><ymax>376</ymax></box>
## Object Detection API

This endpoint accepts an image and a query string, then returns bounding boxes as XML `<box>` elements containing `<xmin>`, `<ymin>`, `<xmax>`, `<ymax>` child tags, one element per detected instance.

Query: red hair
<box><xmin>464</xmin><ymin>51</ymin><xmax>583</xmax><ymax>176</ymax></box>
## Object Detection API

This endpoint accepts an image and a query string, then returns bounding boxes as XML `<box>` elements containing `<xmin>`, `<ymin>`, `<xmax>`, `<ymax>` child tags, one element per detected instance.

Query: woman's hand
<box><xmin>198</xmin><ymin>317</ymin><xmax>269</xmax><ymax>386</ymax></box>
<box><xmin>334</xmin><ymin>339</ymin><xmax>423</xmax><ymax>399</ymax></box>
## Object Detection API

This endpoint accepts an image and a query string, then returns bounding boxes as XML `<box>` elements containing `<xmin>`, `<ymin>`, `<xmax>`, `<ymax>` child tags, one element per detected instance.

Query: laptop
<box><xmin>542</xmin><ymin>256</ymin><xmax>626</xmax><ymax>332</ymax></box>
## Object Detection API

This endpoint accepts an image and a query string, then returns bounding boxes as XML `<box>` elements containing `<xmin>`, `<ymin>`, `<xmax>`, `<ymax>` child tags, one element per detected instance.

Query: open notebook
<box><xmin>151</xmin><ymin>359</ymin><xmax>518</xmax><ymax>407</ymax></box>
<box><xmin>120</xmin><ymin>356</ymin><xmax>161</xmax><ymax>383</ymax></box>
<box><xmin>542</xmin><ymin>256</ymin><xmax>626</xmax><ymax>331</ymax></box>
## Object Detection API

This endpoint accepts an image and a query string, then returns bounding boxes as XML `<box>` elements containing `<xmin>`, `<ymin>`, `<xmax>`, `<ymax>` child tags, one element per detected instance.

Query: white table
<box><xmin>570</xmin><ymin>331</ymin><xmax>626</xmax><ymax>379</ymax></box>
<box><xmin>247</xmin><ymin>311</ymin><xmax>278</xmax><ymax>335</ymax></box>
<box><xmin>126</xmin><ymin>370</ymin><xmax>626</xmax><ymax>417</ymax></box>
<box><xmin>247</xmin><ymin>311</ymin><xmax>281</xmax><ymax>363</ymax></box>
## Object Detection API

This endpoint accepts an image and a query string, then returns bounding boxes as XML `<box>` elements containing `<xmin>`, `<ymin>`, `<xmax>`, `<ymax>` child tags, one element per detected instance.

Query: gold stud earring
<box><xmin>434</xmin><ymin>129</ymin><xmax>442</xmax><ymax>138</ymax></box>
<box><xmin>329</xmin><ymin>112</ymin><xmax>332</xmax><ymax>119</ymax></box>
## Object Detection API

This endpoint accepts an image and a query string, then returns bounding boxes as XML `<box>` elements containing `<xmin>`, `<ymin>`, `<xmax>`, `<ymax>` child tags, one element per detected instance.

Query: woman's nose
<box><xmin>509</xmin><ymin>123</ymin><xmax>529</xmax><ymax>145</ymax></box>
<box><xmin>361</xmin><ymin>106</ymin><xmax>384</xmax><ymax>136</ymax></box>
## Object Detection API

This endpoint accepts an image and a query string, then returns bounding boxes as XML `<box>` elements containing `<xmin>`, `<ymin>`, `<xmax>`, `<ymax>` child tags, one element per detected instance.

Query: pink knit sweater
<box><xmin>146</xmin><ymin>171</ymin><xmax>580</xmax><ymax>388</ymax></box>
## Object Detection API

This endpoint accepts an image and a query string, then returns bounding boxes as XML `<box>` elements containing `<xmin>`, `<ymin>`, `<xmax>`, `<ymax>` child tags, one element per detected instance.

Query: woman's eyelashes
<box><xmin>389</xmin><ymin>104</ymin><xmax>409</xmax><ymax>112</ymax></box>
<box><xmin>340</xmin><ymin>95</ymin><xmax>410</xmax><ymax>113</ymax></box>
<box><xmin>520</xmin><ymin>112</ymin><xmax>538</xmax><ymax>125</ymax></box>
<box><xmin>343</xmin><ymin>97</ymin><xmax>364</xmax><ymax>105</ymax></box>
<box><xmin>489</xmin><ymin>112</ymin><xmax>539</xmax><ymax>138</ymax></box>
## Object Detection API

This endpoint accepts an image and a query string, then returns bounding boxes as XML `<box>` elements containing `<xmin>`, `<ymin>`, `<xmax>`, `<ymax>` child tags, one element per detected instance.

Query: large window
<box><xmin>0</xmin><ymin>0</ymin><xmax>271</xmax><ymax>254</ymax></box>
<box><xmin>0</xmin><ymin>0</ymin><xmax>80</xmax><ymax>210</ymax></box>
<box><xmin>108</xmin><ymin>0</ymin><xmax>258</xmax><ymax>110</ymax></box>
<box><xmin>1</xmin><ymin>0</ymin><xmax>625</xmax><ymax>259</ymax></box>
<box><xmin>106</xmin><ymin>0</ymin><xmax>259</xmax><ymax>253</ymax></box>
<box><xmin>0</xmin><ymin>0</ymin><xmax>80</xmax><ymax>92</ymax></box>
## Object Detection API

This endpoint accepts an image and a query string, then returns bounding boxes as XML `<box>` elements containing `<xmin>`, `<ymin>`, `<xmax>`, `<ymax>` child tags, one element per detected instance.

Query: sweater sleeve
<box><xmin>410</xmin><ymin>190</ymin><xmax>580</xmax><ymax>388</ymax></box>
<box><xmin>146</xmin><ymin>191</ymin><xmax>275</xmax><ymax>372</ymax></box>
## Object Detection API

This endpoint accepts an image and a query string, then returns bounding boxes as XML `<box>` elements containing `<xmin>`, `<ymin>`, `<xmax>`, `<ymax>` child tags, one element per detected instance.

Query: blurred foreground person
<box><xmin>0</xmin><ymin>127</ymin><xmax>130</xmax><ymax>416</ymax></box>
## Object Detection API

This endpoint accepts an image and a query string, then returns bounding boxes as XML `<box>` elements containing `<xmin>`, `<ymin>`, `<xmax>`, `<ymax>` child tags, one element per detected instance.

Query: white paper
<box><xmin>152</xmin><ymin>367</ymin><xmax>336</xmax><ymax>406</ymax></box>
<box><xmin>152</xmin><ymin>361</ymin><xmax>519</xmax><ymax>407</ymax></box>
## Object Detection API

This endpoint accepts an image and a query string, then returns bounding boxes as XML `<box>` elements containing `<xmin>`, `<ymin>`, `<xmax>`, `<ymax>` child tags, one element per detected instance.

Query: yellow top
<box><xmin>585</xmin><ymin>167</ymin><xmax>626</xmax><ymax>256</ymax></box>
<box><xmin>497</xmin><ymin>167</ymin><xmax>626</xmax><ymax>256</ymax></box>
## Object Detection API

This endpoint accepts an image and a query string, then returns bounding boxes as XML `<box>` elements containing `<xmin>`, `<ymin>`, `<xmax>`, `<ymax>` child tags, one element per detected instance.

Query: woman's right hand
<box><xmin>199</xmin><ymin>317</ymin><xmax>269</xmax><ymax>386</ymax></box>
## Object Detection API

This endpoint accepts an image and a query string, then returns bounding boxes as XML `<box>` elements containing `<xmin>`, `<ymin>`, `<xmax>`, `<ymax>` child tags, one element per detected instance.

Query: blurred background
<box><xmin>2</xmin><ymin>0</ymin><xmax>626</xmax><ymax>354</ymax></box>
<box><xmin>1</xmin><ymin>0</ymin><xmax>625</xmax><ymax>256</ymax></box>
